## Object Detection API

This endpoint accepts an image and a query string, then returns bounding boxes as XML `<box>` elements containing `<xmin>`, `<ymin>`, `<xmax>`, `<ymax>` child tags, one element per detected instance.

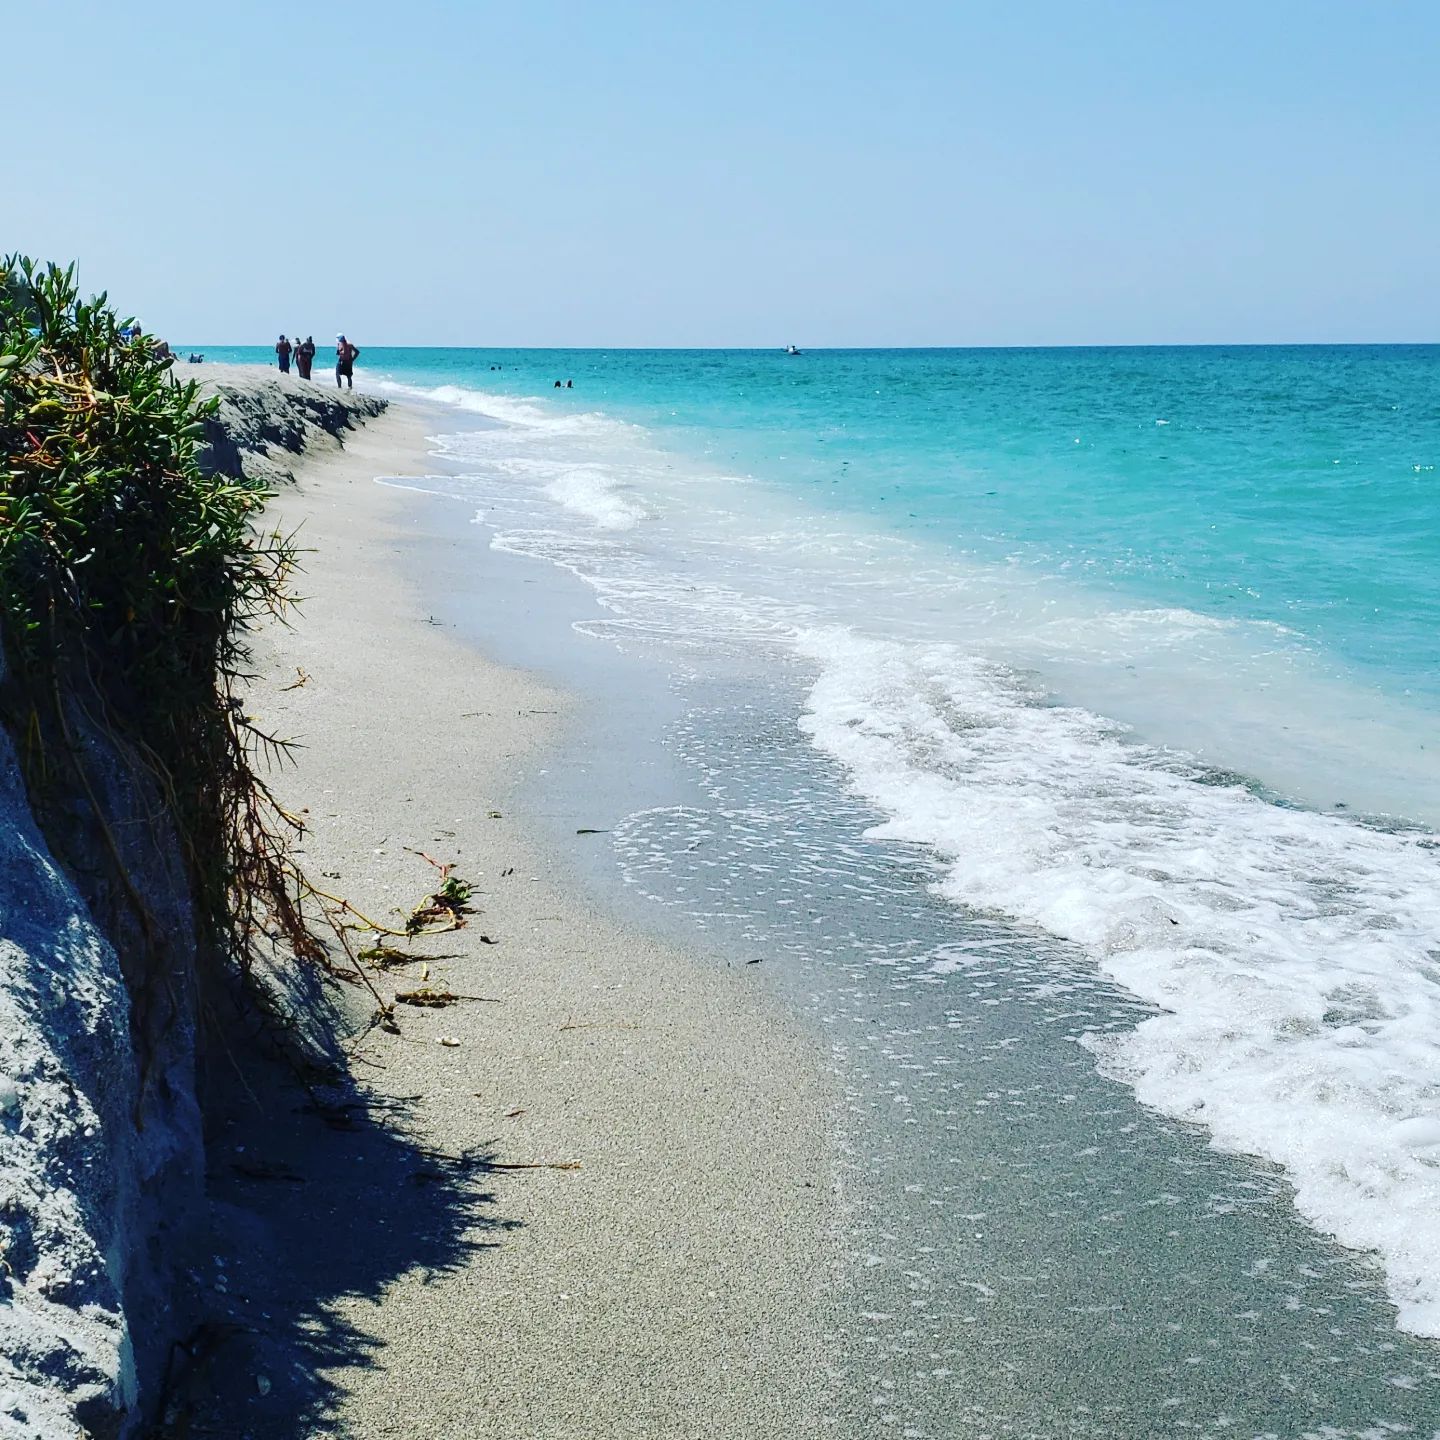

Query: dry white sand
<box><xmin>228</xmin><ymin>403</ymin><xmax>847</xmax><ymax>1437</ymax></box>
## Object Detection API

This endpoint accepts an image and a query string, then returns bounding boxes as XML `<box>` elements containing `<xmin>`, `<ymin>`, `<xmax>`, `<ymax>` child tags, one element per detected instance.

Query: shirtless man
<box><xmin>335</xmin><ymin>334</ymin><xmax>359</xmax><ymax>389</ymax></box>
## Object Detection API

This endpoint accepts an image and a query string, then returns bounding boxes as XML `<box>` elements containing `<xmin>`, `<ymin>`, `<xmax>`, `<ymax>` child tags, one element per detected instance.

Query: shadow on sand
<box><xmin>154</xmin><ymin>985</ymin><xmax>519</xmax><ymax>1439</ymax></box>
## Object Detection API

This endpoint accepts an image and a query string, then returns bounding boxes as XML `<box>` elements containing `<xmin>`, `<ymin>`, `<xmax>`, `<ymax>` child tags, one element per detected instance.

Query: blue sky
<box><xmin>6</xmin><ymin>1</ymin><xmax>1438</xmax><ymax>345</ymax></box>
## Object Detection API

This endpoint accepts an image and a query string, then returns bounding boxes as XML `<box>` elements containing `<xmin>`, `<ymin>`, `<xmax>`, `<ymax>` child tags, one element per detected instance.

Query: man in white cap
<box><xmin>335</xmin><ymin>333</ymin><xmax>359</xmax><ymax>389</ymax></box>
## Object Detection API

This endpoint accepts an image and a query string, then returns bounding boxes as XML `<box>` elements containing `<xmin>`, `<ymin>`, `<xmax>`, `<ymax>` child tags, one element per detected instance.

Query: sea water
<box><xmin>208</xmin><ymin>344</ymin><xmax>1440</xmax><ymax>1432</ymax></box>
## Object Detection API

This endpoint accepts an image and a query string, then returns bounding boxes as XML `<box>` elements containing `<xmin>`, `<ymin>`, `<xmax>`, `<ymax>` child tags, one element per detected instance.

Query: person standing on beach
<box><xmin>276</xmin><ymin>334</ymin><xmax>292</xmax><ymax>373</ymax></box>
<box><xmin>335</xmin><ymin>334</ymin><xmax>359</xmax><ymax>389</ymax></box>
<box><xmin>296</xmin><ymin>335</ymin><xmax>315</xmax><ymax>380</ymax></box>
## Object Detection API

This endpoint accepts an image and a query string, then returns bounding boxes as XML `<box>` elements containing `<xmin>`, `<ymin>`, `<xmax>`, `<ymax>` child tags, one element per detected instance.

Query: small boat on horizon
<box><xmin>785</xmin><ymin>343</ymin><xmax>802</xmax><ymax>355</ymax></box>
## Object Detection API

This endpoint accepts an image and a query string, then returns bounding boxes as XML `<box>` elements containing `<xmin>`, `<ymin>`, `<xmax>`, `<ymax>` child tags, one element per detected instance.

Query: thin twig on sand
<box><xmin>486</xmin><ymin>1160</ymin><xmax>582</xmax><ymax>1171</ymax></box>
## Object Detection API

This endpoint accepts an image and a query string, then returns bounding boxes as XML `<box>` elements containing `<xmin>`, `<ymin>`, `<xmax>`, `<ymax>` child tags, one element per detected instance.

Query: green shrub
<box><xmin>0</xmin><ymin>256</ymin><xmax>321</xmax><ymax>985</ymax></box>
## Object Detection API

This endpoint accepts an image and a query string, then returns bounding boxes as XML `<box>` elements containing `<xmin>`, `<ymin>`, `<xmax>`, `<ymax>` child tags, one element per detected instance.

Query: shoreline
<box><xmin>198</xmin><ymin>395</ymin><xmax>848</xmax><ymax>1436</ymax></box>
<box><xmin>359</xmin><ymin>368</ymin><xmax>1440</xmax><ymax>1431</ymax></box>
<box><xmin>182</xmin><ymin>367</ymin><xmax>1440</xmax><ymax>1438</ymax></box>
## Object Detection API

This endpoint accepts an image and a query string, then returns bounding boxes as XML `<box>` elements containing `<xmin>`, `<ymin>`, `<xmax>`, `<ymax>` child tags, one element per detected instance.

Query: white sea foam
<box><xmin>795</xmin><ymin>625</ymin><xmax>1440</xmax><ymax>1336</ymax></box>
<box><xmin>543</xmin><ymin>466</ymin><xmax>649</xmax><ymax>530</ymax></box>
<box><xmin>373</xmin><ymin>377</ymin><xmax>634</xmax><ymax>442</ymax></box>
<box><xmin>373</xmin><ymin>378</ymin><xmax>660</xmax><ymax>531</ymax></box>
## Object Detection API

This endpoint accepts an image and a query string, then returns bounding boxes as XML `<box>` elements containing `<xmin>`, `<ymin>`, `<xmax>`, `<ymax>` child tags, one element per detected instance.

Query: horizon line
<box><xmin>180</xmin><ymin>339</ymin><xmax>1440</xmax><ymax>352</ymax></box>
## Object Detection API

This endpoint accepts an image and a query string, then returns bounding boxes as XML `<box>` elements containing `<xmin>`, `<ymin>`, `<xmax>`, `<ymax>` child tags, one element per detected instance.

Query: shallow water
<box><xmin>611</xmin><ymin>692</ymin><xmax>1440</xmax><ymax>1436</ymax></box>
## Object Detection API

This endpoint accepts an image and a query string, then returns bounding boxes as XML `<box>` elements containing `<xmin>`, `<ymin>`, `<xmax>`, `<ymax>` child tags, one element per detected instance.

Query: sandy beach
<box><xmin>11</xmin><ymin>9</ymin><xmax>1440</xmax><ymax>1432</ymax></box>
<box><xmin>189</xmin><ymin>388</ymin><xmax>846</xmax><ymax>1438</ymax></box>
<box><xmin>24</xmin><ymin>357</ymin><xmax>1433</xmax><ymax>1439</ymax></box>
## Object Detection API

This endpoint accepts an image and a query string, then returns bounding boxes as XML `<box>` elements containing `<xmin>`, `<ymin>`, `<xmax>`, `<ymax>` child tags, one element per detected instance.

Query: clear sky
<box><xmin>6</xmin><ymin>1</ymin><xmax>1438</xmax><ymax>346</ymax></box>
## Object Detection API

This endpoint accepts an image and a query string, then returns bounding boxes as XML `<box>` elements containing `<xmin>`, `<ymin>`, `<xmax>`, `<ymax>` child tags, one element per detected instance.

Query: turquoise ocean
<box><xmin>205</xmin><ymin>344</ymin><xmax>1440</xmax><ymax>1431</ymax></box>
